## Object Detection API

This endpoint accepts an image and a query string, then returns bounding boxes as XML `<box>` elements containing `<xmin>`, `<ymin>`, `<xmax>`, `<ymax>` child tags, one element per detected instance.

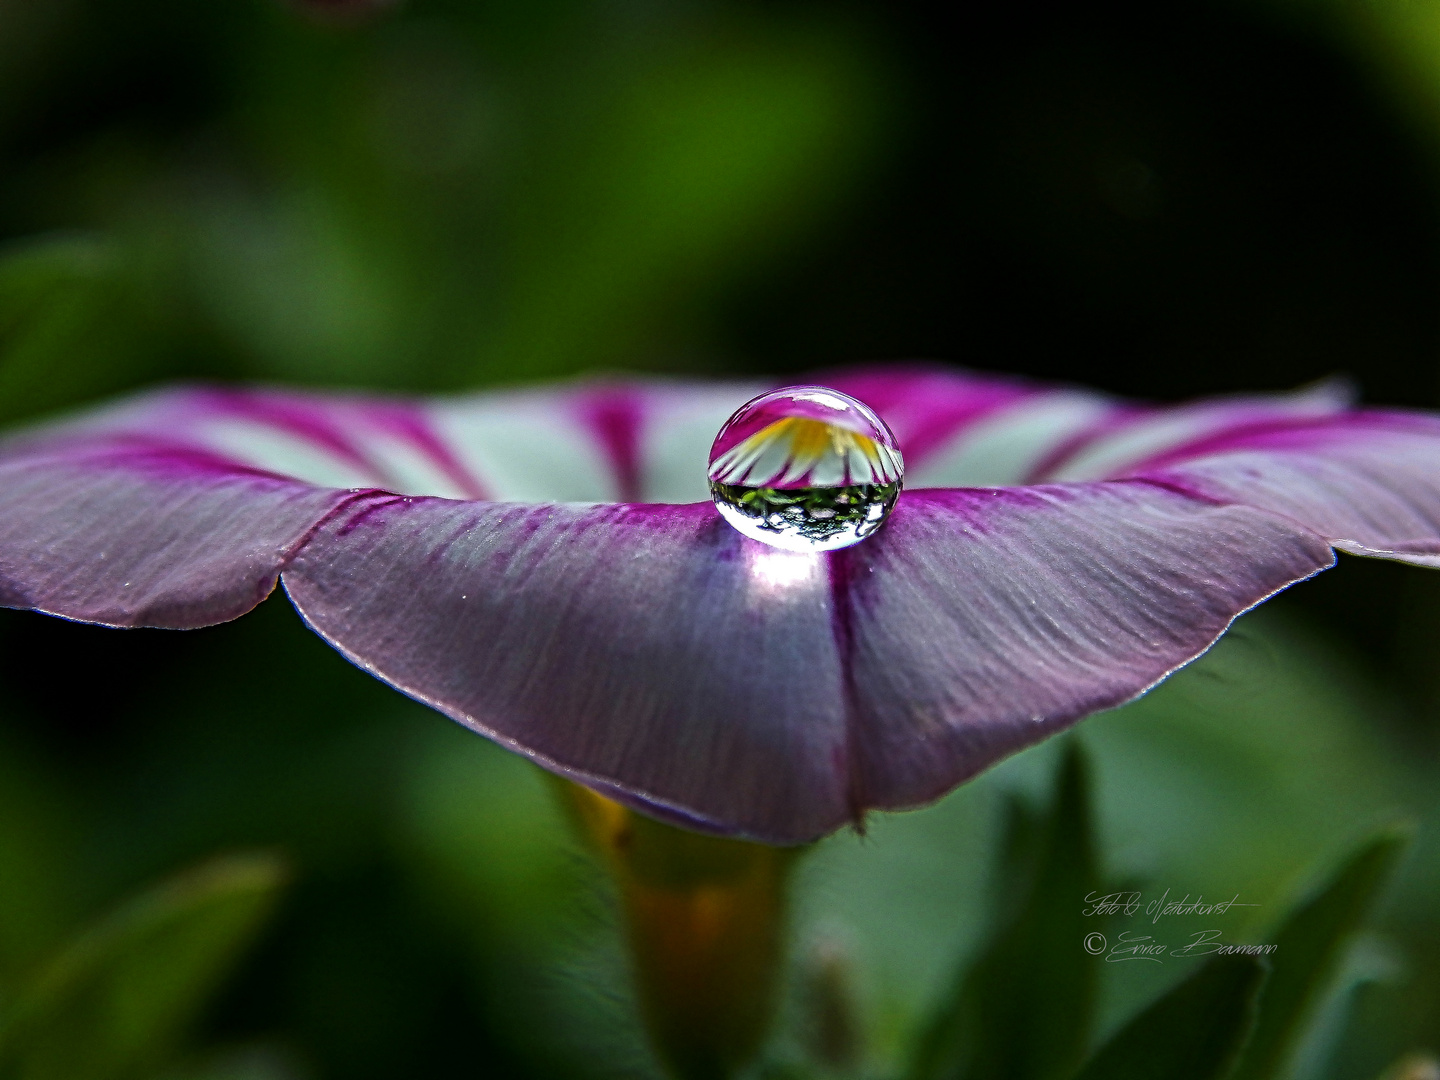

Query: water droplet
<box><xmin>709</xmin><ymin>386</ymin><xmax>903</xmax><ymax>552</ymax></box>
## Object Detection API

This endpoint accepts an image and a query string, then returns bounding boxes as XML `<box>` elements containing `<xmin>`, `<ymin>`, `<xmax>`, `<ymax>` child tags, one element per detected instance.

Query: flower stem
<box><xmin>557</xmin><ymin>780</ymin><xmax>800</xmax><ymax>1080</ymax></box>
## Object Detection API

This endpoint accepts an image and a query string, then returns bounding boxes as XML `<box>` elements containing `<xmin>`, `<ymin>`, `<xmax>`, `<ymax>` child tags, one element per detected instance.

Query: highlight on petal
<box><xmin>0</xmin><ymin>365</ymin><xmax>1436</xmax><ymax>841</ymax></box>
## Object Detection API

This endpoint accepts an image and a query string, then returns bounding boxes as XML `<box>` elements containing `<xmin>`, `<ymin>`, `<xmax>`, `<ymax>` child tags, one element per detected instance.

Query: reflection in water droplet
<box><xmin>708</xmin><ymin>386</ymin><xmax>904</xmax><ymax>552</ymax></box>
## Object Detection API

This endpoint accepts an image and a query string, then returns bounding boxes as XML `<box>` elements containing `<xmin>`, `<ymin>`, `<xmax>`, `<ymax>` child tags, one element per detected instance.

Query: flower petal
<box><xmin>835</xmin><ymin>486</ymin><xmax>1334</xmax><ymax>819</ymax></box>
<box><xmin>280</xmin><ymin>482</ymin><xmax>1332</xmax><ymax>842</ymax></box>
<box><xmin>1</xmin><ymin>374</ymin><xmax>1433</xmax><ymax>843</ymax></box>
<box><xmin>1032</xmin><ymin>381</ymin><xmax>1352</xmax><ymax>482</ymax></box>
<box><xmin>906</xmin><ymin>389</ymin><xmax>1114</xmax><ymax>488</ymax></box>
<box><xmin>13</xmin><ymin>375</ymin><xmax>1358</xmax><ymax>505</ymax></box>
<box><xmin>1131</xmin><ymin>412</ymin><xmax>1440</xmax><ymax>566</ymax></box>
<box><xmin>281</xmin><ymin>497</ymin><xmax>853</xmax><ymax>841</ymax></box>
<box><xmin>0</xmin><ymin>439</ymin><xmax>356</xmax><ymax>628</ymax></box>
<box><xmin>817</xmin><ymin>366</ymin><xmax>1046</xmax><ymax>469</ymax></box>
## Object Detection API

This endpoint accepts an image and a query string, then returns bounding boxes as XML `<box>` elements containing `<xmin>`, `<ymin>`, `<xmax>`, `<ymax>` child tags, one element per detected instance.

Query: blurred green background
<box><xmin>1</xmin><ymin>0</ymin><xmax>1439</xmax><ymax>1075</ymax></box>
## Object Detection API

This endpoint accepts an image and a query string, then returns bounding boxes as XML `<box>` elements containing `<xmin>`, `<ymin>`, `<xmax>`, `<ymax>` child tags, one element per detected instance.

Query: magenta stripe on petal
<box><xmin>817</xmin><ymin>366</ymin><xmax>1040</xmax><ymax>469</ymax></box>
<box><xmin>1132</xmin><ymin>412</ymin><xmax>1440</xmax><ymax>567</ymax></box>
<box><xmin>192</xmin><ymin>387</ymin><xmax>392</xmax><ymax>483</ymax></box>
<box><xmin>353</xmin><ymin>402</ymin><xmax>490</xmax><ymax>500</ymax></box>
<box><xmin>1024</xmin><ymin>404</ymin><xmax>1148</xmax><ymax>483</ymax></box>
<box><xmin>1033</xmin><ymin>381</ymin><xmax>1352</xmax><ymax>483</ymax></box>
<box><xmin>1121</xmin><ymin>408</ymin><xmax>1440</xmax><ymax>473</ymax></box>
<box><xmin>573</xmin><ymin>386</ymin><xmax>648</xmax><ymax>503</ymax></box>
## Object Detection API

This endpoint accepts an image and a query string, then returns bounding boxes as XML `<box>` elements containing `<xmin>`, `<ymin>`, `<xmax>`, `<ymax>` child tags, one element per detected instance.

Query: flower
<box><xmin>1</xmin><ymin>365</ymin><xmax>1437</xmax><ymax>843</ymax></box>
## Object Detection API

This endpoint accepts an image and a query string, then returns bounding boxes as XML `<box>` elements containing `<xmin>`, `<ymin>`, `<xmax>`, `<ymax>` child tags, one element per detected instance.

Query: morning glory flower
<box><xmin>1</xmin><ymin>365</ymin><xmax>1437</xmax><ymax>843</ymax></box>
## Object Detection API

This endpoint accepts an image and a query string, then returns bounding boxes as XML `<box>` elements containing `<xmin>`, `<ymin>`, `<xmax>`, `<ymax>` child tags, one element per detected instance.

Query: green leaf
<box><xmin>1071</xmin><ymin>956</ymin><xmax>1267</xmax><ymax>1080</ymax></box>
<box><xmin>0</xmin><ymin>853</ymin><xmax>288</xmax><ymax>1080</ymax></box>
<box><xmin>474</xmin><ymin>21</ymin><xmax>886</xmax><ymax>380</ymax></box>
<box><xmin>0</xmin><ymin>234</ymin><xmax>164</xmax><ymax>427</ymax></box>
<box><xmin>1372</xmin><ymin>1053</ymin><xmax>1440</xmax><ymax>1080</ymax></box>
<box><xmin>1231</xmin><ymin>827</ymin><xmax>1410</xmax><ymax>1080</ymax></box>
<box><xmin>0</xmin><ymin>236</ymin><xmax>111</xmax><ymax>338</ymax></box>
<box><xmin>149</xmin><ymin>1043</ymin><xmax>306</xmax><ymax>1080</ymax></box>
<box><xmin>0</xmin><ymin>732</ymin><xmax>79</xmax><ymax>992</ymax></box>
<box><xmin>906</xmin><ymin>743</ymin><xmax>1100</xmax><ymax>1080</ymax></box>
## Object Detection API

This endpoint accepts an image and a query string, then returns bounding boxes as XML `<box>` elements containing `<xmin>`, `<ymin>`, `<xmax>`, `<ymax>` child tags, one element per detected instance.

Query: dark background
<box><xmin>1</xmin><ymin>0</ymin><xmax>1438</xmax><ymax>1075</ymax></box>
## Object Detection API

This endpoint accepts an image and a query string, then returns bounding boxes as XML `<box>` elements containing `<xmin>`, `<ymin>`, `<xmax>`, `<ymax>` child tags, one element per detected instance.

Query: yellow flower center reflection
<box><xmin>709</xmin><ymin>417</ymin><xmax>901</xmax><ymax>488</ymax></box>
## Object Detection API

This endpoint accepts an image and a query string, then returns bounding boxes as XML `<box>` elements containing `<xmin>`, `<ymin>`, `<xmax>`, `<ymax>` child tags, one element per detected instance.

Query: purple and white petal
<box><xmin>836</xmin><ymin>485</ymin><xmax>1334</xmax><ymax>817</ymax></box>
<box><xmin>1130</xmin><ymin>412</ymin><xmax>1440</xmax><ymax>566</ymax></box>
<box><xmin>643</xmin><ymin>384</ymin><xmax>767</xmax><ymax>503</ymax></box>
<box><xmin>12</xmin><ymin>384</ymin><xmax>628</xmax><ymax>502</ymax></box>
<box><xmin>0</xmin><ymin>438</ymin><xmax>356</xmax><ymax>628</ymax></box>
<box><xmin>282</xmin><ymin>481</ymin><xmax>1333</xmax><ymax>841</ymax></box>
<box><xmin>2</xmin><ymin>368</ymin><xmax>1438</xmax><ymax>842</ymax></box>
<box><xmin>818</xmin><ymin>366</ymin><xmax>1042</xmax><ymax>470</ymax></box>
<box><xmin>905</xmin><ymin>389</ymin><xmax>1115</xmax><ymax>489</ymax></box>
<box><xmin>1034</xmin><ymin>380</ymin><xmax>1351</xmax><ymax>483</ymax></box>
<box><xmin>282</xmin><ymin>497</ymin><xmax>852</xmax><ymax>841</ymax></box>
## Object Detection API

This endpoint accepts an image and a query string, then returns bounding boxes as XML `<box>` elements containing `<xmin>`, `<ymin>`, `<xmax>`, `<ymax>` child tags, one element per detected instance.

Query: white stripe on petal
<box><xmin>199</xmin><ymin>419</ymin><xmax>380</xmax><ymax>489</ymax></box>
<box><xmin>646</xmin><ymin>385</ymin><xmax>765</xmax><ymax>503</ymax></box>
<box><xmin>1050</xmin><ymin>383</ymin><xmax>1350</xmax><ymax>482</ymax></box>
<box><xmin>846</xmin><ymin>445</ymin><xmax>873</xmax><ymax>485</ymax></box>
<box><xmin>908</xmin><ymin>392</ymin><xmax>1112</xmax><ymax>488</ymax></box>
<box><xmin>433</xmin><ymin>393</ymin><xmax>616</xmax><ymax>502</ymax></box>
<box><xmin>344</xmin><ymin>428</ymin><xmax>473</xmax><ymax>500</ymax></box>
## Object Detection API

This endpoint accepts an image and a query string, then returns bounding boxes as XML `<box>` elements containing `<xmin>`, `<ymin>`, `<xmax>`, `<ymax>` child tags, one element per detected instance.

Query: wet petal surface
<box><xmin>280</xmin><ymin>483</ymin><xmax>1330</xmax><ymax>841</ymax></box>
<box><xmin>0</xmin><ymin>367</ymin><xmax>1434</xmax><ymax>841</ymax></box>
